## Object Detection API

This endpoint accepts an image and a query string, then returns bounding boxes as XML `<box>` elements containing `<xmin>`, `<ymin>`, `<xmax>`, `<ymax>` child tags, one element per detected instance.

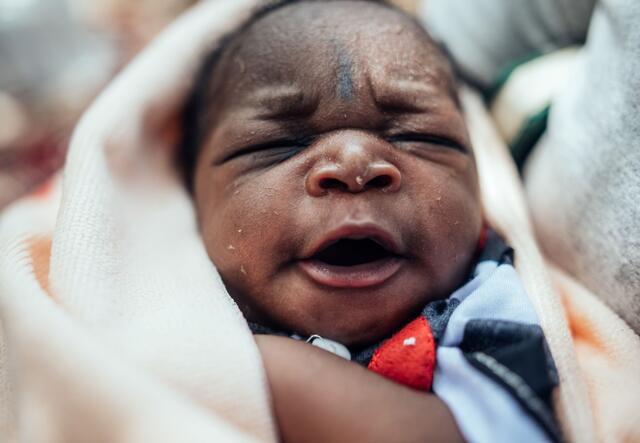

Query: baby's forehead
<box><xmin>242</xmin><ymin>1</ymin><xmax>426</xmax><ymax>44</ymax></box>
<box><xmin>215</xmin><ymin>1</ymin><xmax>455</xmax><ymax>100</ymax></box>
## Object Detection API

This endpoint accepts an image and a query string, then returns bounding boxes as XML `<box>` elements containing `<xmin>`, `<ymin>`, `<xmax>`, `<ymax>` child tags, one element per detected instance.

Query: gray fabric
<box><xmin>434</xmin><ymin>257</ymin><xmax>553</xmax><ymax>443</ymax></box>
<box><xmin>420</xmin><ymin>0</ymin><xmax>640</xmax><ymax>334</ymax></box>
<box><xmin>421</xmin><ymin>0</ymin><xmax>596</xmax><ymax>86</ymax></box>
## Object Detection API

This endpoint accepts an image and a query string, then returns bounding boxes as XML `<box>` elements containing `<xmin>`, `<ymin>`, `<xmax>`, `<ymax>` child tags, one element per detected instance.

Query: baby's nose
<box><xmin>305</xmin><ymin>134</ymin><xmax>402</xmax><ymax>196</ymax></box>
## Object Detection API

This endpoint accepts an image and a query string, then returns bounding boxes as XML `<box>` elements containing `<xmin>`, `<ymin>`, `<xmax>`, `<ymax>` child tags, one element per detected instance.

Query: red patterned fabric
<box><xmin>367</xmin><ymin>316</ymin><xmax>436</xmax><ymax>391</ymax></box>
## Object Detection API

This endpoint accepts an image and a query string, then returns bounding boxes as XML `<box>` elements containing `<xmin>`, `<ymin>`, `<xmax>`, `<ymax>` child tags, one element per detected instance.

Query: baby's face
<box><xmin>193</xmin><ymin>1</ymin><xmax>482</xmax><ymax>346</ymax></box>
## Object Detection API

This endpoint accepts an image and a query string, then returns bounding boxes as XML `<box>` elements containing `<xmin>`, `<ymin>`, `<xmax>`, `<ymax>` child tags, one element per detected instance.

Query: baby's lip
<box><xmin>298</xmin><ymin>256</ymin><xmax>403</xmax><ymax>289</ymax></box>
<box><xmin>301</xmin><ymin>223</ymin><xmax>403</xmax><ymax>259</ymax></box>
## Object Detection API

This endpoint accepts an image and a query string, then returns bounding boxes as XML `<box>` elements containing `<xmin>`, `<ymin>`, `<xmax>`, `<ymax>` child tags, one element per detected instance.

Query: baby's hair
<box><xmin>178</xmin><ymin>0</ymin><xmax>453</xmax><ymax>189</ymax></box>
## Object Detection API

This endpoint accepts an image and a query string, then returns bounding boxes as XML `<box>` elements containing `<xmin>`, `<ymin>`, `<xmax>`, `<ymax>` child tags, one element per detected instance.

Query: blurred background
<box><xmin>0</xmin><ymin>0</ymin><xmax>202</xmax><ymax>209</ymax></box>
<box><xmin>0</xmin><ymin>0</ymin><xmax>416</xmax><ymax>210</ymax></box>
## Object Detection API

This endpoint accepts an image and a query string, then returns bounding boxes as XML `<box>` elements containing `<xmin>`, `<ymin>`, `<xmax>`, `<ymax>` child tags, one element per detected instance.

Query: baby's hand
<box><xmin>254</xmin><ymin>335</ymin><xmax>463</xmax><ymax>443</ymax></box>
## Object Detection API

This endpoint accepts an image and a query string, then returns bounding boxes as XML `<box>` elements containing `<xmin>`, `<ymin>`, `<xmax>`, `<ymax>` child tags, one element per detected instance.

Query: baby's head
<box><xmin>182</xmin><ymin>0</ymin><xmax>482</xmax><ymax>346</ymax></box>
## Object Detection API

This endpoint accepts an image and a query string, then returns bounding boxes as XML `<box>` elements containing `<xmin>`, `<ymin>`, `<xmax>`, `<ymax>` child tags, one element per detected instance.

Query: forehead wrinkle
<box><xmin>252</xmin><ymin>85</ymin><xmax>303</xmax><ymax>104</ymax></box>
<box><xmin>246</xmin><ymin>85</ymin><xmax>318</xmax><ymax>120</ymax></box>
<box><xmin>373</xmin><ymin>79</ymin><xmax>441</xmax><ymax>112</ymax></box>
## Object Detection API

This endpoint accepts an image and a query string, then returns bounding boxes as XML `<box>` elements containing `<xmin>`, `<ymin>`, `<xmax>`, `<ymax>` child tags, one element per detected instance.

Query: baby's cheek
<box><xmin>433</xmin><ymin>184</ymin><xmax>482</xmax><ymax>270</ymax></box>
<box><xmin>409</xmin><ymin>174</ymin><xmax>481</xmax><ymax>282</ymax></box>
<box><xmin>203</xmin><ymin>179</ymin><xmax>295</xmax><ymax>282</ymax></box>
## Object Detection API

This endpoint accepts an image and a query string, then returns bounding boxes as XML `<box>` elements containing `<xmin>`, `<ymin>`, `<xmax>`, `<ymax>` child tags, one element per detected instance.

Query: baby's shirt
<box><xmin>251</xmin><ymin>231</ymin><xmax>560</xmax><ymax>443</ymax></box>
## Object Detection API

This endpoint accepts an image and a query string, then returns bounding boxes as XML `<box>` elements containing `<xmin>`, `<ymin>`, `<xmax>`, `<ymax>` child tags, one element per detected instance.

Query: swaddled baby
<box><xmin>181</xmin><ymin>1</ymin><xmax>560</xmax><ymax>442</ymax></box>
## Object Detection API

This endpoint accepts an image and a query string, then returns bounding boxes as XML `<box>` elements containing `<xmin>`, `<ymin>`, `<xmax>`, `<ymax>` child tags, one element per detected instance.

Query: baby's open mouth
<box><xmin>299</xmin><ymin>233</ymin><xmax>404</xmax><ymax>289</ymax></box>
<box><xmin>312</xmin><ymin>238</ymin><xmax>395</xmax><ymax>266</ymax></box>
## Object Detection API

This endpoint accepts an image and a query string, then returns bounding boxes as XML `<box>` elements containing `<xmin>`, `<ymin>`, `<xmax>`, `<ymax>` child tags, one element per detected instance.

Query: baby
<box><xmin>181</xmin><ymin>1</ymin><xmax>559</xmax><ymax>442</ymax></box>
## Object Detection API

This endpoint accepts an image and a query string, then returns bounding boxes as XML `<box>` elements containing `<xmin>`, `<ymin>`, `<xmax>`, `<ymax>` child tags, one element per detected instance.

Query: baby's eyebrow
<box><xmin>373</xmin><ymin>78</ymin><xmax>455</xmax><ymax>114</ymax></box>
<box><xmin>250</xmin><ymin>85</ymin><xmax>318</xmax><ymax>120</ymax></box>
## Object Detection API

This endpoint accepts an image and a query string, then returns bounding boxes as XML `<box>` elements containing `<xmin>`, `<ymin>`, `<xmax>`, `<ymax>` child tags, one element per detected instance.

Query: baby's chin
<box><xmin>245</xmin><ymin>291</ymin><xmax>428</xmax><ymax>348</ymax></box>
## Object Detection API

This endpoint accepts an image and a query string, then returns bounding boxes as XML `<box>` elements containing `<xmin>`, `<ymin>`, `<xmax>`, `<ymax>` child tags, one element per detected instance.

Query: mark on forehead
<box><xmin>334</xmin><ymin>42</ymin><xmax>355</xmax><ymax>101</ymax></box>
